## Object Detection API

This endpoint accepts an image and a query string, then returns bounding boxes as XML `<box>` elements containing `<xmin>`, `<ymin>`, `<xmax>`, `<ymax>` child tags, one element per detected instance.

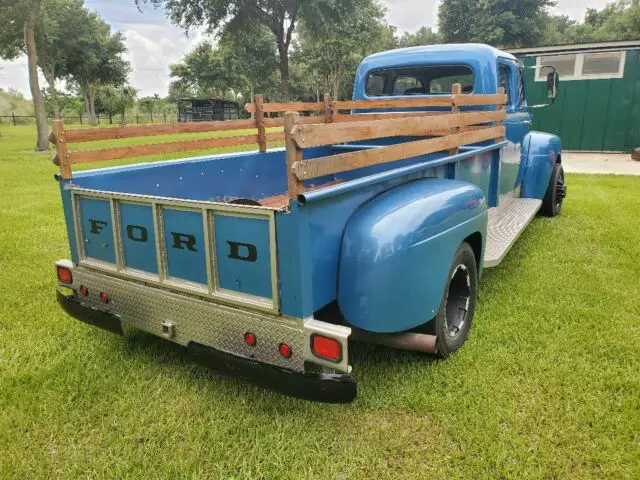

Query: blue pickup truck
<box><xmin>53</xmin><ymin>44</ymin><xmax>566</xmax><ymax>403</ymax></box>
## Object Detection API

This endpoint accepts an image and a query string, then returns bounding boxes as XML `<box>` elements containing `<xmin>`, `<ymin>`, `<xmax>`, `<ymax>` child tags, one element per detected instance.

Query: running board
<box><xmin>484</xmin><ymin>198</ymin><xmax>542</xmax><ymax>267</ymax></box>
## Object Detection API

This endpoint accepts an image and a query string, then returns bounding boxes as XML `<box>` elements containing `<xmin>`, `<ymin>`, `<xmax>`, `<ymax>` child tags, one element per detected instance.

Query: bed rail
<box><xmin>50</xmin><ymin>86</ymin><xmax>506</xmax><ymax>185</ymax></box>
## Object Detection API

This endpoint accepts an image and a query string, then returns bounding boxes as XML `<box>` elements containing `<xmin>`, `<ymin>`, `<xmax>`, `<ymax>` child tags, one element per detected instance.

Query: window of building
<box><xmin>535</xmin><ymin>51</ymin><xmax>626</xmax><ymax>81</ymax></box>
<box><xmin>581</xmin><ymin>52</ymin><xmax>624</xmax><ymax>76</ymax></box>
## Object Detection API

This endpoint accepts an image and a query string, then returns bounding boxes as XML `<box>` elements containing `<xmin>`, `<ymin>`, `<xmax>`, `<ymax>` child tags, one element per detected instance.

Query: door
<box><xmin>498</xmin><ymin>60</ymin><xmax>532</xmax><ymax>199</ymax></box>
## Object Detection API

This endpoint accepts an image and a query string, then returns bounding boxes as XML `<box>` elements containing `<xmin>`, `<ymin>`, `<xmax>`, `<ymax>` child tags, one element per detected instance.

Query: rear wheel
<box><xmin>541</xmin><ymin>163</ymin><xmax>567</xmax><ymax>217</ymax></box>
<box><xmin>434</xmin><ymin>242</ymin><xmax>478</xmax><ymax>358</ymax></box>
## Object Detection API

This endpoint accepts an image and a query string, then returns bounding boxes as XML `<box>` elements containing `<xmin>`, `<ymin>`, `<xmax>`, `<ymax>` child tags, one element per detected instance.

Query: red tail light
<box><xmin>57</xmin><ymin>266</ymin><xmax>73</xmax><ymax>284</ymax></box>
<box><xmin>278</xmin><ymin>343</ymin><xmax>292</xmax><ymax>359</ymax></box>
<box><xmin>311</xmin><ymin>334</ymin><xmax>342</xmax><ymax>362</ymax></box>
<box><xmin>244</xmin><ymin>332</ymin><xmax>257</xmax><ymax>347</ymax></box>
<box><xmin>99</xmin><ymin>292</ymin><xmax>109</xmax><ymax>304</ymax></box>
<box><xmin>79</xmin><ymin>285</ymin><xmax>89</xmax><ymax>297</ymax></box>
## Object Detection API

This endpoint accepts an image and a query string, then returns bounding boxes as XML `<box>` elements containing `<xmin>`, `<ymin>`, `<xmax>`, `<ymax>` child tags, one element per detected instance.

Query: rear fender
<box><xmin>521</xmin><ymin>132</ymin><xmax>562</xmax><ymax>200</ymax></box>
<box><xmin>338</xmin><ymin>178</ymin><xmax>487</xmax><ymax>333</ymax></box>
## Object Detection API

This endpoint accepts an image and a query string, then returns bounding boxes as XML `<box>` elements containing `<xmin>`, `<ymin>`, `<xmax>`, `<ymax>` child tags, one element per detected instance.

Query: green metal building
<box><xmin>509</xmin><ymin>40</ymin><xmax>640</xmax><ymax>153</ymax></box>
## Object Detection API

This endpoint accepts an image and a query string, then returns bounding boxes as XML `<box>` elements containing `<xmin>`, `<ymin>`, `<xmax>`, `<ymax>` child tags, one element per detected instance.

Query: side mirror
<box><xmin>529</xmin><ymin>65</ymin><xmax>560</xmax><ymax>109</ymax></box>
<box><xmin>546</xmin><ymin>70</ymin><xmax>560</xmax><ymax>100</ymax></box>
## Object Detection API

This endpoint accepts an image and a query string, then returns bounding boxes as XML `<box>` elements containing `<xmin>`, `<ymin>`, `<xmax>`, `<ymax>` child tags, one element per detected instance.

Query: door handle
<box><xmin>523</xmin><ymin>120</ymin><xmax>532</xmax><ymax>126</ymax></box>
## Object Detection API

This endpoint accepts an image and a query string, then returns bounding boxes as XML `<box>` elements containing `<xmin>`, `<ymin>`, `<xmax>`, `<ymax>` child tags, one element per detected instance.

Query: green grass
<box><xmin>1</xmin><ymin>125</ymin><xmax>639</xmax><ymax>479</ymax></box>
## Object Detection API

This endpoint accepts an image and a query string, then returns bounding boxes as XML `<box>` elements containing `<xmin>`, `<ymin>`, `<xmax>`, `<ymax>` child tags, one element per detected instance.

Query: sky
<box><xmin>0</xmin><ymin>0</ymin><xmax>613</xmax><ymax>98</ymax></box>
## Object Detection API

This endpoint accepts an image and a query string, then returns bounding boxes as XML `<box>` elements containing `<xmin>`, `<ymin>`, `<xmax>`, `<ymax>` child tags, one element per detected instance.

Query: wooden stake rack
<box><xmin>51</xmin><ymin>85</ymin><xmax>506</xmax><ymax>188</ymax></box>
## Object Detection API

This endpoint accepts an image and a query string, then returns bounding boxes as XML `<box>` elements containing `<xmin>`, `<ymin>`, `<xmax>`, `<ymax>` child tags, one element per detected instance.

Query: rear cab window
<box><xmin>365</xmin><ymin>65</ymin><xmax>474</xmax><ymax>97</ymax></box>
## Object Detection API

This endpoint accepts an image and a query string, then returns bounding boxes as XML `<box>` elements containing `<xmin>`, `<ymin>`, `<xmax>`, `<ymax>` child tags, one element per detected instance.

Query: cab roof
<box><xmin>360</xmin><ymin>43</ymin><xmax>518</xmax><ymax>71</ymax></box>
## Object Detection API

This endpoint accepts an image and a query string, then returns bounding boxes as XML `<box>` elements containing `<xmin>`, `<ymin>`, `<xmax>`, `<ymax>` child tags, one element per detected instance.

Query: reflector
<box><xmin>311</xmin><ymin>335</ymin><xmax>342</xmax><ymax>362</ymax></box>
<box><xmin>57</xmin><ymin>266</ymin><xmax>72</xmax><ymax>284</ymax></box>
<box><xmin>80</xmin><ymin>286</ymin><xmax>89</xmax><ymax>297</ymax></box>
<box><xmin>278</xmin><ymin>343</ymin><xmax>292</xmax><ymax>358</ymax></box>
<box><xmin>99</xmin><ymin>292</ymin><xmax>109</xmax><ymax>304</ymax></box>
<box><xmin>244</xmin><ymin>332</ymin><xmax>257</xmax><ymax>347</ymax></box>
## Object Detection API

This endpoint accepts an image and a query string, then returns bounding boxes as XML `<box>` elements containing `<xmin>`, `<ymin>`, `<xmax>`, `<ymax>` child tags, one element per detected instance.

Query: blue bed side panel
<box><xmin>119</xmin><ymin>203</ymin><xmax>158</xmax><ymax>273</ymax></box>
<box><xmin>520</xmin><ymin>132</ymin><xmax>562</xmax><ymax>200</ymax></box>
<box><xmin>276</xmin><ymin>204</ymin><xmax>315</xmax><ymax>318</ymax></box>
<box><xmin>301</xmin><ymin>151</ymin><xmax>492</xmax><ymax>314</ymax></box>
<box><xmin>162</xmin><ymin>208</ymin><xmax>207</xmax><ymax>284</ymax></box>
<box><xmin>214</xmin><ymin>214</ymin><xmax>272</xmax><ymax>299</ymax></box>
<box><xmin>78</xmin><ymin>197</ymin><xmax>116</xmax><ymax>263</ymax></box>
<box><xmin>70</xmin><ymin>147</ymin><xmax>334</xmax><ymax>202</ymax></box>
<box><xmin>338</xmin><ymin>178</ymin><xmax>487</xmax><ymax>333</ymax></box>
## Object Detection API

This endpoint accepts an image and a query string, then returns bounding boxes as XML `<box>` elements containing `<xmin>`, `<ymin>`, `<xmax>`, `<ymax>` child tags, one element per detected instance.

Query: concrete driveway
<box><xmin>562</xmin><ymin>152</ymin><xmax>640</xmax><ymax>175</ymax></box>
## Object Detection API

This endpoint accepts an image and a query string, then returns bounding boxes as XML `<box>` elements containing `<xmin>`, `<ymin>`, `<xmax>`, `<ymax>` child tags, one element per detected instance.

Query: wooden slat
<box><xmin>332</xmin><ymin>97</ymin><xmax>453</xmax><ymax>110</ymax></box>
<box><xmin>68</xmin><ymin>132</ymin><xmax>285</xmax><ymax>164</ymax></box>
<box><xmin>246</xmin><ymin>101</ymin><xmax>324</xmax><ymax>114</ymax></box>
<box><xmin>291</xmin><ymin>126</ymin><xmax>505</xmax><ymax>181</ymax></box>
<box><xmin>449</xmin><ymin>84</ymin><xmax>462</xmax><ymax>156</ymax></box>
<box><xmin>64</xmin><ymin>119</ymin><xmax>258</xmax><ymax>143</ymax></box>
<box><xmin>284</xmin><ymin>112</ymin><xmax>304</xmax><ymax>200</ymax></box>
<box><xmin>255</xmin><ymin>94</ymin><xmax>267</xmax><ymax>152</ymax></box>
<box><xmin>290</xmin><ymin>110</ymin><xmax>506</xmax><ymax>148</ymax></box>
<box><xmin>323</xmin><ymin>93</ymin><xmax>333</xmax><ymax>124</ymax></box>
<box><xmin>53</xmin><ymin>120</ymin><xmax>72</xmax><ymax>179</ymax></box>
<box><xmin>263</xmin><ymin>116</ymin><xmax>323</xmax><ymax>128</ymax></box>
<box><xmin>332</xmin><ymin>111</ymin><xmax>447</xmax><ymax>123</ymax></box>
<box><xmin>454</xmin><ymin>93</ymin><xmax>508</xmax><ymax>106</ymax></box>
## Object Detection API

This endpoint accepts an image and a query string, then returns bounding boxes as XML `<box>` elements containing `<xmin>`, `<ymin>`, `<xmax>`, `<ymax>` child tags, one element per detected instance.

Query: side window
<box><xmin>366</xmin><ymin>73</ymin><xmax>385</xmax><ymax>96</ymax></box>
<box><xmin>498</xmin><ymin>65</ymin><xmax>512</xmax><ymax>105</ymax></box>
<box><xmin>518</xmin><ymin>68</ymin><xmax>526</xmax><ymax>107</ymax></box>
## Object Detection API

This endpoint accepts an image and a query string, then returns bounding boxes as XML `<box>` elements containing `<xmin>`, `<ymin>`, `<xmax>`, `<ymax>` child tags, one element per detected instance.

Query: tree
<box><xmin>98</xmin><ymin>85</ymin><xmax>137</xmax><ymax>126</ymax></box>
<box><xmin>65</xmin><ymin>12</ymin><xmax>130</xmax><ymax>124</ymax></box>
<box><xmin>395</xmin><ymin>26</ymin><xmax>442</xmax><ymax>48</ymax></box>
<box><xmin>137</xmin><ymin>0</ymin><xmax>355</xmax><ymax>97</ymax></box>
<box><xmin>295</xmin><ymin>0</ymin><xmax>389</xmax><ymax>100</ymax></box>
<box><xmin>0</xmin><ymin>0</ymin><xmax>49</xmax><ymax>150</ymax></box>
<box><xmin>35</xmin><ymin>0</ymin><xmax>86</xmax><ymax>116</ymax></box>
<box><xmin>438</xmin><ymin>0</ymin><xmax>554</xmax><ymax>48</ymax></box>
<box><xmin>169</xmin><ymin>42</ymin><xmax>233</xmax><ymax>98</ymax></box>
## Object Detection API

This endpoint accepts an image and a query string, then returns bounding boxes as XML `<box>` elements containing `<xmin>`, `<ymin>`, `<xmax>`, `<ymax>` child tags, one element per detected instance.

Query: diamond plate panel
<box><xmin>71</xmin><ymin>268</ymin><xmax>305</xmax><ymax>371</ymax></box>
<box><xmin>484</xmin><ymin>197</ymin><xmax>542</xmax><ymax>267</ymax></box>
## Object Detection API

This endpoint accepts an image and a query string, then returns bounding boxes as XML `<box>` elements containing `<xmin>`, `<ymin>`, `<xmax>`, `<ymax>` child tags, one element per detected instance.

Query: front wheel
<box><xmin>541</xmin><ymin>163</ymin><xmax>567</xmax><ymax>217</ymax></box>
<box><xmin>434</xmin><ymin>242</ymin><xmax>478</xmax><ymax>358</ymax></box>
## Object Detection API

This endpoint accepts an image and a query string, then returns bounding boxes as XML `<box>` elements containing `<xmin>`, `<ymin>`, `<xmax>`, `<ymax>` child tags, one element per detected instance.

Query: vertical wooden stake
<box><xmin>254</xmin><ymin>94</ymin><xmax>267</xmax><ymax>152</ymax></box>
<box><xmin>323</xmin><ymin>93</ymin><xmax>333</xmax><ymax>124</ymax></box>
<box><xmin>448</xmin><ymin>83</ymin><xmax>462</xmax><ymax>155</ymax></box>
<box><xmin>284</xmin><ymin>112</ymin><xmax>304</xmax><ymax>201</ymax></box>
<box><xmin>496</xmin><ymin>86</ymin><xmax>505</xmax><ymax>142</ymax></box>
<box><xmin>53</xmin><ymin>119</ymin><xmax>71</xmax><ymax>180</ymax></box>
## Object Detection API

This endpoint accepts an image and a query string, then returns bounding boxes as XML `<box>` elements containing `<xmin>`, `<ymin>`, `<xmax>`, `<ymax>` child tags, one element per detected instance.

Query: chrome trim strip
<box><xmin>110</xmin><ymin>198</ymin><xmax>124</xmax><ymax>271</ymax></box>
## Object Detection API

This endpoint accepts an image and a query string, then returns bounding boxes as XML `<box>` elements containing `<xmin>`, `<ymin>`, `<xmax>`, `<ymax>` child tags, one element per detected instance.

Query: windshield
<box><xmin>365</xmin><ymin>65</ymin><xmax>474</xmax><ymax>97</ymax></box>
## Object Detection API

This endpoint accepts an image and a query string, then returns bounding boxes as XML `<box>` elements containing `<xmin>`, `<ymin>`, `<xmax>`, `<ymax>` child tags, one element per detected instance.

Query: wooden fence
<box><xmin>51</xmin><ymin>87</ymin><xmax>506</xmax><ymax>188</ymax></box>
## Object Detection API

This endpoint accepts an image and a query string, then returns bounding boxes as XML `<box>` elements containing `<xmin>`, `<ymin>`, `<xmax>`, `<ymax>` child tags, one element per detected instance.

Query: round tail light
<box><xmin>278</xmin><ymin>343</ymin><xmax>292</xmax><ymax>359</ymax></box>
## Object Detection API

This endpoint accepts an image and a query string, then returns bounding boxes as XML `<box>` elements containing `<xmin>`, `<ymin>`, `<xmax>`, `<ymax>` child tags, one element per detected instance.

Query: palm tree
<box><xmin>98</xmin><ymin>85</ymin><xmax>137</xmax><ymax>126</ymax></box>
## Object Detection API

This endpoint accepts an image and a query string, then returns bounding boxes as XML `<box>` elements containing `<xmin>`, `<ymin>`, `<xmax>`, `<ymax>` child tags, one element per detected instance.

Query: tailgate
<box><xmin>68</xmin><ymin>187</ymin><xmax>279</xmax><ymax>313</ymax></box>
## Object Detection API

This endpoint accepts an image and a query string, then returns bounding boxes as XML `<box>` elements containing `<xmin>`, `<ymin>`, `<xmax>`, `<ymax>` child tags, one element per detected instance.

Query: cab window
<box><xmin>364</xmin><ymin>65</ymin><xmax>474</xmax><ymax>97</ymax></box>
<box><xmin>517</xmin><ymin>68</ymin><xmax>527</xmax><ymax>107</ymax></box>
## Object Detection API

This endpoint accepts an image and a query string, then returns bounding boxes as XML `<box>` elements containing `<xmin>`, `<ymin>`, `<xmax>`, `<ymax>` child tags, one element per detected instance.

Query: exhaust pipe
<box><xmin>350</xmin><ymin>328</ymin><xmax>437</xmax><ymax>354</ymax></box>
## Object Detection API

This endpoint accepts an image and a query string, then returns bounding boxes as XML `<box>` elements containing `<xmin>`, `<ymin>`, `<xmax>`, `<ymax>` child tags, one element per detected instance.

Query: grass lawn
<box><xmin>1</xmin><ymin>125</ymin><xmax>639</xmax><ymax>479</ymax></box>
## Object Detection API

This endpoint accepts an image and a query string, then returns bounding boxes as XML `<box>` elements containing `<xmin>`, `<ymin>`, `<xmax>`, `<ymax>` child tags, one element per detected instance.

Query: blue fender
<box><xmin>520</xmin><ymin>132</ymin><xmax>562</xmax><ymax>200</ymax></box>
<box><xmin>338</xmin><ymin>178</ymin><xmax>487</xmax><ymax>333</ymax></box>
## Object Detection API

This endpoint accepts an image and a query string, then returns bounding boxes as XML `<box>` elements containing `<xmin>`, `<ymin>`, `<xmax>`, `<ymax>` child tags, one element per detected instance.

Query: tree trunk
<box><xmin>119</xmin><ymin>111</ymin><xmax>125</xmax><ymax>127</ymax></box>
<box><xmin>277</xmin><ymin>41</ymin><xmax>290</xmax><ymax>99</ymax></box>
<box><xmin>24</xmin><ymin>4</ymin><xmax>48</xmax><ymax>151</ymax></box>
<box><xmin>44</xmin><ymin>71</ymin><xmax>60</xmax><ymax>117</ymax></box>
<box><xmin>83</xmin><ymin>87</ymin><xmax>97</xmax><ymax>125</ymax></box>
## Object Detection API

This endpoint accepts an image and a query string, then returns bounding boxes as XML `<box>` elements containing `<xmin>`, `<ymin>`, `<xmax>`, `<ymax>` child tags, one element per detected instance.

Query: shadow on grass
<box><xmin>113</xmin><ymin>322</ymin><xmax>440</xmax><ymax>409</ymax></box>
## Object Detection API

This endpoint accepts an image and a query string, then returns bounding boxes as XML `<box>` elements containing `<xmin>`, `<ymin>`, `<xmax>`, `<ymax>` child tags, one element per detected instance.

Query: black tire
<box><xmin>435</xmin><ymin>242</ymin><xmax>478</xmax><ymax>358</ymax></box>
<box><xmin>541</xmin><ymin>163</ymin><xmax>567</xmax><ymax>217</ymax></box>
